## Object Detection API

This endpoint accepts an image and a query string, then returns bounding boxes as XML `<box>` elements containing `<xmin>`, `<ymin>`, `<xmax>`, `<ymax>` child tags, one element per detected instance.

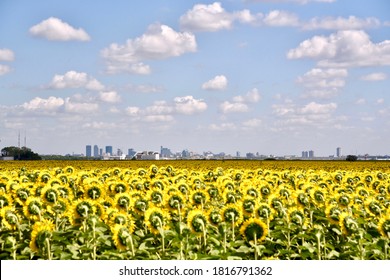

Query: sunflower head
<box><xmin>0</xmin><ymin>206</ymin><xmax>20</xmax><ymax>230</ymax></box>
<box><xmin>339</xmin><ymin>212</ymin><xmax>359</xmax><ymax>235</ymax></box>
<box><xmin>29</xmin><ymin>219</ymin><xmax>55</xmax><ymax>253</ymax></box>
<box><xmin>23</xmin><ymin>197</ymin><xmax>43</xmax><ymax>221</ymax></box>
<box><xmin>221</xmin><ymin>204</ymin><xmax>243</xmax><ymax>227</ymax></box>
<box><xmin>240</xmin><ymin>218</ymin><xmax>268</xmax><ymax>243</ymax></box>
<box><xmin>207</xmin><ymin>208</ymin><xmax>223</xmax><ymax>226</ymax></box>
<box><xmin>133</xmin><ymin>197</ymin><xmax>149</xmax><ymax>214</ymax></box>
<box><xmin>40</xmin><ymin>185</ymin><xmax>59</xmax><ymax>205</ymax></box>
<box><xmin>0</xmin><ymin>192</ymin><xmax>12</xmax><ymax>209</ymax></box>
<box><xmin>190</xmin><ymin>190</ymin><xmax>209</xmax><ymax>207</ymax></box>
<box><xmin>187</xmin><ymin>209</ymin><xmax>208</xmax><ymax>235</ymax></box>
<box><xmin>325</xmin><ymin>205</ymin><xmax>342</xmax><ymax>225</ymax></box>
<box><xmin>111</xmin><ymin>224</ymin><xmax>132</xmax><ymax>251</ymax></box>
<box><xmin>256</xmin><ymin>203</ymin><xmax>273</xmax><ymax>221</ymax></box>
<box><xmin>166</xmin><ymin>193</ymin><xmax>185</xmax><ymax>212</ymax></box>
<box><xmin>114</xmin><ymin>193</ymin><xmax>132</xmax><ymax>212</ymax></box>
<box><xmin>144</xmin><ymin>207</ymin><xmax>169</xmax><ymax>235</ymax></box>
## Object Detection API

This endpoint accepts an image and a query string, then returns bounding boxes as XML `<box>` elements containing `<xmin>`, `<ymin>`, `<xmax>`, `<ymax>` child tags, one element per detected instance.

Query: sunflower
<box><xmin>207</xmin><ymin>185</ymin><xmax>220</xmax><ymax>200</ymax></box>
<box><xmin>133</xmin><ymin>197</ymin><xmax>149</xmax><ymax>214</ymax></box>
<box><xmin>377</xmin><ymin>214</ymin><xmax>390</xmax><ymax>238</ymax></box>
<box><xmin>29</xmin><ymin>219</ymin><xmax>55</xmax><ymax>254</ymax></box>
<box><xmin>310</xmin><ymin>187</ymin><xmax>326</xmax><ymax>207</ymax></box>
<box><xmin>240</xmin><ymin>218</ymin><xmax>268</xmax><ymax>243</ymax></box>
<box><xmin>187</xmin><ymin>209</ymin><xmax>208</xmax><ymax>236</ymax></box>
<box><xmin>0</xmin><ymin>206</ymin><xmax>20</xmax><ymax>230</ymax></box>
<box><xmin>190</xmin><ymin>190</ymin><xmax>209</xmax><ymax>209</ymax></box>
<box><xmin>295</xmin><ymin>192</ymin><xmax>310</xmax><ymax>209</ymax></box>
<box><xmin>40</xmin><ymin>185</ymin><xmax>60</xmax><ymax>205</ymax></box>
<box><xmin>288</xmin><ymin>207</ymin><xmax>307</xmax><ymax>227</ymax></box>
<box><xmin>23</xmin><ymin>197</ymin><xmax>44</xmax><ymax>221</ymax></box>
<box><xmin>111</xmin><ymin>224</ymin><xmax>133</xmax><ymax>251</ymax></box>
<box><xmin>339</xmin><ymin>212</ymin><xmax>359</xmax><ymax>235</ymax></box>
<box><xmin>220</xmin><ymin>204</ymin><xmax>243</xmax><ymax>227</ymax></box>
<box><xmin>241</xmin><ymin>196</ymin><xmax>257</xmax><ymax>217</ymax></box>
<box><xmin>336</xmin><ymin>193</ymin><xmax>353</xmax><ymax>209</ymax></box>
<box><xmin>364</xmin><ymin>197</ymin><xmax>383</xmax><ymax>217</ymax></box>
<box><xmin>70</xmin><ymin>199</ymin><xmax>94</xmax><ymax>225</ymax></box>
<box><xmin>13</xmin><ymin>185</ymin><xmax>31</xmax><ymax>205</ymax></box>
<box><xmin>84</xmin><ymin>179</ymin><xmax>105</xmax><ymax>200</ymax></box>
<box><xmin>144</xmin><ymin>207</ymin><xmax>169</xmax><ymax>235</ymax></box>
<box><xmin>113</xmin><ymin>193</ymin><xmax>132</xmax><ymax>213</ymax></box>
<box><xmin>325</xmin><ymin>205</ymin><xmax>342</xmax><ymax>225</ymax></box>
<box><xmin>166</xmin><ymin>192</ymin><xmax>186</xmax><ymax>213</ymax></box>
<box><xmin>0</xmin><ymin>192</ymin><xmax>12</xmax><ymax>209</ymax></box>
<box><xmin>207</xmin><ymin>208</ymin><xmax>223</xmax><ymax>226</ymax></box>
<box><xmin>256</xmin><ymin>203</ymin><xmax>274</xmax><ymax>221</ymax></box>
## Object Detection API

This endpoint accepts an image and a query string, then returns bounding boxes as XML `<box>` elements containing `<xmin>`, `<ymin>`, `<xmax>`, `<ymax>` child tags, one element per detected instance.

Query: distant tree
<box><xmin>1</xmin><ymin>146</ymin><xmax>42</xmax><ymax>160</ymax></box>
<box><xmin>346</xmin><ymin>155</ymin><xmax>358</xmax><ymax>161</ymax></box>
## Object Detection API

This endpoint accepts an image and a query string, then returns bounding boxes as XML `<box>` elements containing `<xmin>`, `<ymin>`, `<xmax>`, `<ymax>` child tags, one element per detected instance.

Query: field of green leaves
<box><xmin>0</xmin><ymin>160</ymin><xmax>389</xmax><ymax>260</ymax></box>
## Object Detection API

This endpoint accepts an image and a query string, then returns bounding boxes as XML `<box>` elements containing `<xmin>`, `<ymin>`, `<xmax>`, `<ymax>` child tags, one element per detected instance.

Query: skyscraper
<box><xmin>105</xmin><ymin>146</ymin><xmax>113</xmax><ymax>156</ymax></box>
<box><xmin>86</xmin><ymin>145</ymin><xmax>92</xmax><ymax>157</ymax></box>
<box><xmin>336</xmin><ymin>147</ymin><xmax>341</xmax><ymax>157</ymax></box>
<box><xmin>93</xmin><ymin>145</ymin><xmax>99</xmax><ymax>158</ymax></box>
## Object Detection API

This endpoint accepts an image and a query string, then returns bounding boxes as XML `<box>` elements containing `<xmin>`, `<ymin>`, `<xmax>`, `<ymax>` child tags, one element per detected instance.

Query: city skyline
<box><xmin>1</xmin><ymin>1</ymin><xmax>390</xmax><ymax>156</ymax></box>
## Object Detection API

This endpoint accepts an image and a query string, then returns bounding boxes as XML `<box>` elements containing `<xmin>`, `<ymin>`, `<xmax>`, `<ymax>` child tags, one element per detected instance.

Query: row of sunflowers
<box><xmin>0</xmin><ymin>160</ymin><xmax>389</xmax><ymax>259</ymax></box>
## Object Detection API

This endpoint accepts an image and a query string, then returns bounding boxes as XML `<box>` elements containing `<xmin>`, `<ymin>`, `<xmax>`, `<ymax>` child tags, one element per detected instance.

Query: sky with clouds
<box><xmin>1</xmin><ymin>0</ymin><xmax>389</xmax><ymax>156</ymax></box>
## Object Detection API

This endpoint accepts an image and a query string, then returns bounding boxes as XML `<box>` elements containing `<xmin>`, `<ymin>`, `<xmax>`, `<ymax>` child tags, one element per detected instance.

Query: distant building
<box><xmin>309</xmin><ymin>150</ymin><xmax>314</xmax><ymax>158</ymax></box>
<box><xmin>135</xmin><ymin>151</ymin><xmax>160</xmax><ymax>160</ymax></box>
<box><xmin>128</xmin><ymin>148</ymin><xmax>136</xmax><ymax>158</ymax></box>
<box><xmin>160</xmin><ymin>146</ymin><xmax>173</xmax><ymax>158</ymax></box>
<box><xmin>302</xmin><ymin>151</ymin><xmax>308</xmax><ymax>158</ymax></box>
<box><xmin>93</xmin><ymin>145</ymin><xmax>99</xmax><ymax>158</ymax></box>
<box><xmin>181</xmin><ymin>149</ymin><xmax>190</xmax><ymax>158</ymax></box>
<box><xmin>336</xmin><ymin>147</ymin><xmax>342</xmax><ymax>157</ymax></box>
<box><xmin>105</xmin><ymin>146</ymin><xmax>113</xmax><ymax>156</ymax></box>
<box><xmin>246</xmin><ymin>152</ymin><xmax>255</xmax><ymax>159</ymax></box>
<box><xmin>236</xmin><ymin>151</ymin><xmax>241</xmax><ymax>158</ymax></box>
<box><xmin>86</xmin><ymin>145</ymin><xmax>92</xmax><ymax>157</ymax></box>
<box><xmin>99</xmin><ymin>148</ymin><xmax>103</xmax><ymax>156</ymax></box>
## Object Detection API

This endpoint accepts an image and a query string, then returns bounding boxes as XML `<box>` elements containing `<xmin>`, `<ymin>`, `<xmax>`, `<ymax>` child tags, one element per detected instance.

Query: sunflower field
<box><xmin>0</xmin><ymin>160</ymin><xmax>389</xmax><ymax>260</ymax></box>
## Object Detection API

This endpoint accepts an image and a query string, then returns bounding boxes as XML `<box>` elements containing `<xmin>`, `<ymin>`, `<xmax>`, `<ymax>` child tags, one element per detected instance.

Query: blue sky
<box><xmin>1</xmin><ymin>0</ymin><xmax>390</xmax><ymax>156</ymax></box>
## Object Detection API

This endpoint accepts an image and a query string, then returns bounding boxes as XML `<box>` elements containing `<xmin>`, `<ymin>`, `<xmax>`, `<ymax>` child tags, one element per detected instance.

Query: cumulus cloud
<box><xmin>287</xmin><ymin>30</ymin><xmax>390</xmax><ymax>67</ymax></box>
<box><xmin>245</xmin><ymin>0</ymin><xmax>335</xmax><ymax>4</ymax></box>
<box><xmin>360</xmin><ymin>72</ymin><xmax>387</xmax><ymax>81</ymax></box>
<box><xmin>101</xmin><ymin>23</ymin><xmax>197</xmax><ymax>74</ymax></box>
<box><xmin>174</xmin><ymin>96</ymin><xmax>207</xmax><ymax>115</ymax></box>
<box><xmin>302</xmin><ymin>16</ymin><xmax>380</xmax><ymax>30</ymax></box>
<box><xmin>64</xmin><ymin>98</ymin><xmax>99</xmax><ymax>113</ymax></box>
<box><xmin>297</xmin><ymin>68</ymin><xmax>348</xmax><ymax>98</ymax></box>
<box><xmin>272</xmin><ymin>101</ymin><xmax>338</xmax><ymax>127</ymax></box>
<box><xmin>180</xmin><ymin>2</ymin><xmax>260</xmax><ymax>32</ymax></box>
<box><xmin>0</xmin><ymin>48</ymin><xmax>15</xmax><ymax>61</ymax></box>
<box><xmin>202</xmin><ymin>75</ymin><xmax>228</xmax><ymax>90</ymax></box>
<box><xmin>263</xmin><ymin>10</ymin><xmax>300</xmax><ymax>27</ymax></box>
<box><xmin>49</xmin><ymin>71</ymin><xmax>105</xmax><ymax>91</ymax></box>
<box><xmin>22</xmin><ymin>96</ymin><xmax>64</xmax><ymax>112</ymax></box>
<box><xmin>232</xmin><ymin>88</ymin><xmax>261</xmax><ymax>103</ymax></box>
<box><xmin>219</xmin><ymin>88</ymin><xmax>261</xmax><ymax>114</ymax></box>
<box><xmin>99</xmin><ymin>91</ymin><xmax>121</xmax><ymax>103</ymax></box>
<box><xmin>29</xmin><ymin>17</ymin><xmax>90</xmax><ymax>41</ymax></box>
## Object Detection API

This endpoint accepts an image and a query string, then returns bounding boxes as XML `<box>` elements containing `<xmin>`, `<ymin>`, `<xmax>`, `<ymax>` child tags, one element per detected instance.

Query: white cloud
<box><xmin>0</xmin><ymin>65</ymin><xmax>11</xmax><ymax>76</ymax></box>
<box><xmin>220</xmin><ymin>101</ymin><xmax>249</xmax><ymax>113</ymax></box>
<box><xmin>355</xmin><ymin>98</ymin><xmax>366</xmax><ymax>105</ymax></box>
<box><xmin>145</xmin><ymin>101</ymin><xmax>174</xmax><ymax>115</ymax></box>
<box><xmin>202</xmin><ymin>75</ymin><xmax>228</xmax><ymax>90</ymax></box>
<box><xmin>272</xmin><ymin>101</ymin><xmax>338</xmax><ymax>128</ymax></box>
<box><xmin>29</xmin><ymin>17</ymin><xmax>90</xmax><ymax>41</ymax></box>
<box><xmin>0</xmin><ymin>48</ymin><xmax>15</xmax><ymax>61</ymax></box>
<box><xmin>263</xmin><ymin>10</ymin><xmax>300</xmax><ymax>27</ymax></box>
<box><xmin>174</xmin><ymin>96</ymin><xmax>207</xmax><ymax>115</ymax></box>
<box><xmin>232</xmin><ymin>88</ymin><xmax>261</xmax><ymax>103</ymax></box>
<box><xmin>144</xmin><ymin>115</ymin><xmax>174</xmax><ymax>123</ymax></box>
<box><xmin>287</xmin><ymin>30</ymin><xmax>390</xmax><ymax>67</ymax></box>
<box><xmin>126</xmin><ymin>107</ymin><xmax>141</xmax><ymax>117</ymax></box>
<box><xmin>297</xmin><ymin>68</ymin><xmax>348</xmax><ymax>98</ymax></box>
<box><xmin>64</xmin><ymin>98</ymin><xmax>99</xmax><ymax>113</ymax></box>
<box><xmin>302</xmin><ymin>16</ymin><xmax>380</xmax><ymax>30</ymax></box>
<box><xmin>21</xmin><ymin>96</ymin><xmax>64</xmax><ymax>113</ymax></box>
<box><xmin>99</xmin><ymin>91</ymin><xmax>121</xmax><ymax>103</ymax></box>
<box><xmin>101</xmin><ymin>23</ymin><xmax>196</xmax><ymax>74</ymax></box>
<box><xmin>209</xmin><ymin>122</ymin><xmax>237</xmax><ymax>131</ymax></box>
<box><xmin>180</xmin><ymin>2</ymin><xmax>261</xmax><ymax>32</ymax></box>
<box><xmin>49</xmin><ymin>71</ymin><xmax>105</xmax><ymax>91</ymax></box>
<box><xmin>82</xmin><ymin>122</ymin><xmax>118</xmax><ymax>129</ymax></box>
<box><xmin>360</xmin><ymin>72</ymin><xmax>387</xmax><ymax>81</ymax></box>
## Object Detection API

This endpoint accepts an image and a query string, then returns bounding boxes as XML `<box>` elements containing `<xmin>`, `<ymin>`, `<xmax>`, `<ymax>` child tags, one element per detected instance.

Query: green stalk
<box><xmin>45</xmin><ymin>238</ymin><xmax>51</xmax><ymax>260</ymax></box>
<box><xmin>254</xmin><ymin>233</ymin><xmax>258</xmax><ymax>260</ymax></box>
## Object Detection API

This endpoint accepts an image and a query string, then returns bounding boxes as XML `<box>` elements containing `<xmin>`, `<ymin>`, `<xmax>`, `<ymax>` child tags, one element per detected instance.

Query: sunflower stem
<box><xmin>254</xmin><ymin>233</ymin><xmax>258</xmax><ymax>260</ymax></box>
<box><xmin>45</xmin><ymin>238</ymin><xmax>51</xmax><ymax>260</ymax></box>
<box><xmin>129</xmin><ymin>234</ymin><xmax>135</xmax><ymax>257</ymax></box>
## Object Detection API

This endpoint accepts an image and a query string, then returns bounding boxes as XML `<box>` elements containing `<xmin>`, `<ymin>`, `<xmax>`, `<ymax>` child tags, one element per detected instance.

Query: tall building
<box><xmin>128</xmin><ymin>148</ymin><xmax>136</xmax><ymax>158</ymax></box>
<box><xmin>86</xmin><ymin>145</ymin><xmax>92</xmax><ymax>157</ymax></box>
<box><xmin>309</xmin><ymin>150</ymin><xmax>314</xmax><ymax>158</ymax></box>
<box><xmin>302</xmin><ymin>151</ymin><xmax>308</xmax><ymax>158</ymax></box>
<box><xmin>336</xmin><ymin>147</ymin><xmax>341</xmax><ymax>157</ymax></box>
<box><xmin>93</xmin><ymin>145</ymin><xmax>99</xmax><ymax>158</ymax></box>
<box><xmin>105</xmin><ymin>146</ymin><xmax>113</xmax><ymax>156</ymax></box>
<box><xmin>160</xmin><ymin>146</ymin><xmax>173</xmax><ymax>158</ymax></box>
